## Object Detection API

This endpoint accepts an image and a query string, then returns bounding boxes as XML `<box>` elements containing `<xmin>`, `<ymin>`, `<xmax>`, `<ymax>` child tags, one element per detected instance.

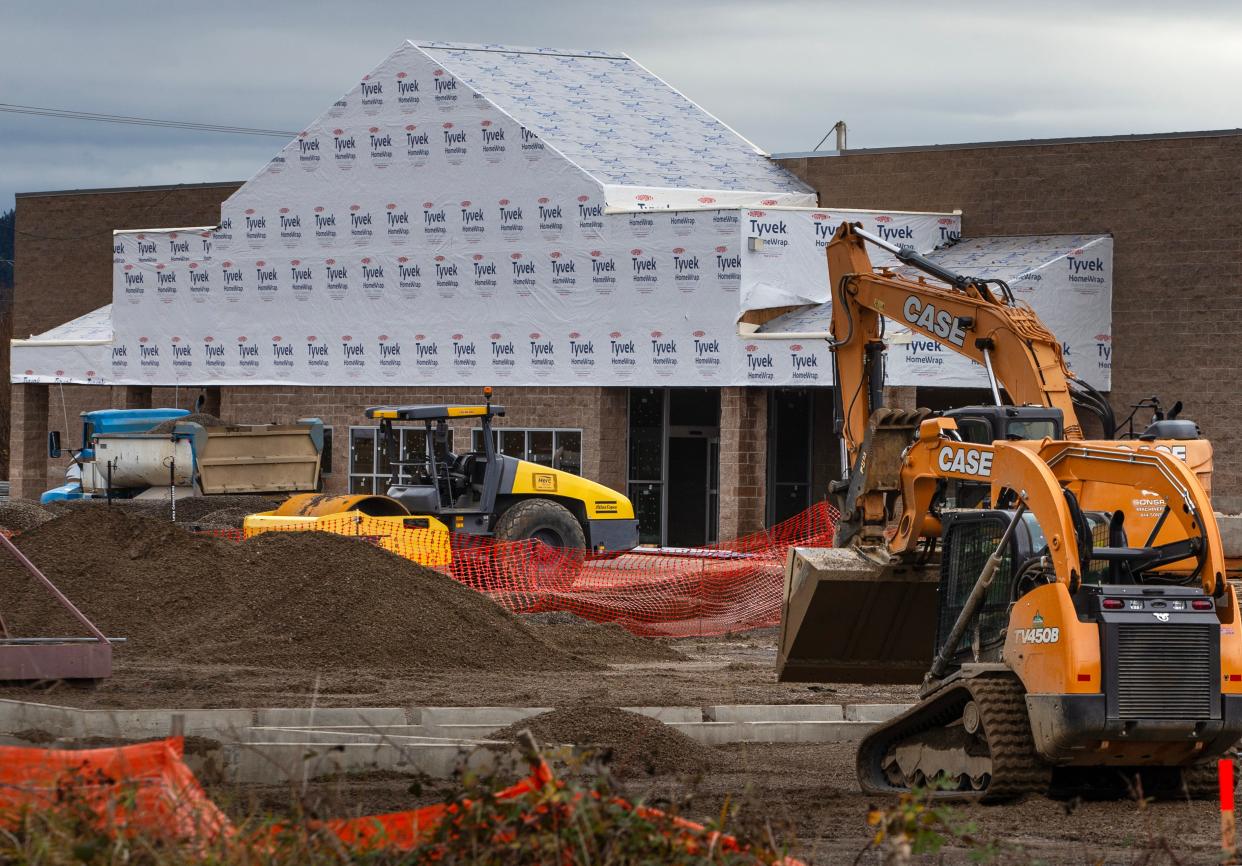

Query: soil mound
<box><xmin>148</xmin><ymin>413</ymin><xmax>226</xmax><ymax>434</ymax></box>
<box><xmin>0</xmin><ymin>509</ymin><xmax>595</xmax><ymax>674</ymax></box>
<box><xmin>190</xmin><ymin>507</ymin><xmax>253</xmax><ymax>530</ymax></box>
<box><xmin>44</xmin><ymin>496</ymin><xmax>280</xmax><ymax>524</ymax></box>
<box><xmin>492</xmin><ymin>706</ymin><xmax>715</xmax><ymax>777</ymax></box>
<box><xmin>525</xmin><ymin>612</ymin><xmax>686</xmax><ymax>663</ymax></box>
<box><xmin>0</xmin><ymin>501</ymin><xmax>53</xmax><ymax>532</ymax></box>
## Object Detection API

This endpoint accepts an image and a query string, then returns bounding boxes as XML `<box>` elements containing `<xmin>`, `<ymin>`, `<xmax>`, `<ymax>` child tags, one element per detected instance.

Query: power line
<box><xmin>0</xmin><ymin>103</ymin><xmax>297</xmax><ymax>138</ymax></box>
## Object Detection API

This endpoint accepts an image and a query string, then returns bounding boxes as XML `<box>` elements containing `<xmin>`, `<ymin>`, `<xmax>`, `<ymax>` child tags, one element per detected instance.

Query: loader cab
<box><xmin>943</xmin><ymin>406</ymin><xmax>1063</xmax><ymax>445</ymax></box>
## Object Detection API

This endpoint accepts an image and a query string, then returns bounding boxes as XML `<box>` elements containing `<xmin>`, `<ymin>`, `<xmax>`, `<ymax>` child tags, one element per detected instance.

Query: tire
<box><xmin>493</xmin><ymin>498</ymin><xmax>586</xmax><ymax>549</ymax></box>
<box><xmin>493</xmin><ymin>499</ymin><xmax>586</xmax><ymax>591</ymax></box>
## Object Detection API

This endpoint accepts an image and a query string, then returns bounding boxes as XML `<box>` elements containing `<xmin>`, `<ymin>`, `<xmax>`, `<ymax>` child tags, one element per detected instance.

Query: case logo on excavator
<box><xmin>937</xmin><ymin>445</ymin><xmax>993</xmax><ymax>478</ymax></box>
<box><xmin>903</xmin><ymin>296</ymin><xmax>967</xmax><ymax>347</ymax></box>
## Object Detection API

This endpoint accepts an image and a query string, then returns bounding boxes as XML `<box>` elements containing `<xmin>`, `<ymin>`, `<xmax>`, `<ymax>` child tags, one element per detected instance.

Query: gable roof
<box><xmin>419</xmin><ymin>41</ymin><xmax>815</xmax><ymax>206</ymax></box>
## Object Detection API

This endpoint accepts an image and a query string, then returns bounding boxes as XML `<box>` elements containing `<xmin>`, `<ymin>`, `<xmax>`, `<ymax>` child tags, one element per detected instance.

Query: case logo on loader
<box><xmin>936</xmin><ymin>445</ymin><xmax>993</xmax><ymax>478</ymax></box>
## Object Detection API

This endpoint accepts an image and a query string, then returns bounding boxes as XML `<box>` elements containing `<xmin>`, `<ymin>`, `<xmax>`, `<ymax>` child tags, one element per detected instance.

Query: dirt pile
<box><xmin>0</xmin><ymin>501</ymin><xmax>53</xmax><ymax>532</ymax></box>
<box><xmin>189</xmin><ymin>507</ymin><xmax>254</xmax><ymax>530</ymax></box>
<box><xmin>492</xmin><ymin>707</ymin><xmax>716</xmax><ymax>778</ymax></box>
<box><xmin>0</xmin><ymin>509</ymin><xmax>595</xmax><ymax>674</ymax></box>
<box><xmin>148</xmin><ymin>412</ymin><xmax>226</xmax><ymax>434</ymax></box>
<box><xmin>44</xmin><ymin>495</ymin><xmax>281</xmax><ymax>524</ymax></box>
<box><xmin>524</xmin><ymin>612</ymin><xmax>686</xmax><ymax>663</ymax></box>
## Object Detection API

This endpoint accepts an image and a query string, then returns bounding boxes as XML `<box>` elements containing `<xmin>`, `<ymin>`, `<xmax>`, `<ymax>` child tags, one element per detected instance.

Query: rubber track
<box><xmin>856</xmin><ymin>673</ymin><xmax>1051</xmax><ymax>802</ymax></box>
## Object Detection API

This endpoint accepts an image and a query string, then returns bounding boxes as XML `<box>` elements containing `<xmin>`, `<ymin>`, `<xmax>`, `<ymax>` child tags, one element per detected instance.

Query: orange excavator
<box><xmin>775</xmin><ymin>222</ymin><xmax>1242</xmax><ymax>799</ymax></box>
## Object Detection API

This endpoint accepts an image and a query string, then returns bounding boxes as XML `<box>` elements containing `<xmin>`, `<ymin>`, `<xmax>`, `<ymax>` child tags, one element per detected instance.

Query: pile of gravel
<box><xmin>0</xmin><ymin>501</ymin><xmax>54</xmax><ymax>533</ymax></box>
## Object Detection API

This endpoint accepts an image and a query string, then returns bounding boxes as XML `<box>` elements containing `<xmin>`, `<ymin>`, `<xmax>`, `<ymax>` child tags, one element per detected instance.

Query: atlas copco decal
<box><xmin>442</xmin><ymin>122</ymin><xmax>467</xmax><ymax>165</ymax></box>
<box><xmin>396</xmin><ymin>71</ymin><xmax>420</xmax><ymax>112</ymax></box>
<box><xmin>187</xmin><ymin>262</ymin><xmax>210</xmax><ymax>301</ymax></box>
<box><xmin>498</xmin><ymin>198</ymin><xmax>524</xmax><ymax>241</ymax></box>
<box><xmin>1095</xmin><ymin>333</ymin><xmax>1113</xmax><ymax>369</ymax></box>
<box><xmin>278</xmin><ymin>207</ymin><xmax>303</xmax><ymax>246</ymax></box>
<box><xmin>360</xmin><ymin>257</ymin><xmax>386</xmax><ymax>300</ymax></box>
<box><xmin>219</xmin><ymin>260</ymin><xmax>243</xmax><ymax>302</ymax></box>
<box><xmin>692</xmin><ymin>329</ymin><xmax>720</xmax><ymax>371</ymax></box>
<box><xmin>236</xmin><ymin>335</ymin><xmax>260</xmax><ymax>370</ymax></box>
<box><xmin>1067</xmin><ymin>248</ymin><xmax>1106</xmax><ymax>290</ymax></box>
<box><xmin>630</xmin><ymin>248</ymin><xmax>658</xmax><ymax>293</ymax></box>
<box><xmin>568</xmin><ymin>331</ymin><xmax>595</xmax><ymax>371</ymax></box>
<box><xmin>714</xmin><ymin>245</ymin><xmax>741</xmax><ymax>288</ymax></box>
<box><xmin>135</xmin><ymin>233</ymin><xmax>157</xmax><ymax>262</ymax></box>
<box><xmin>747</xmin><ymin>211</ymin><xmax>789</xmax><ymax>248</ymax></box>
<box><xmin>589</xmin><ymin>250</ymin><xmax>616</xmax><ymax>290</ymax></box>
<box><xmin>378</xmin><ymin>334</ymin><xmax>401</xmax><ymax>376</ymax></box>
<box><xmin>368</xmin><ymin>126</ymin><xmax>393</xmax><ymax>168</ymax></box>
<box><xmin>203</xmin><ymin>335</ymin><xmax>226</xmax><ymax>369</ymax></box>
<box><xmin>252</xmin><ymin>259</ymin><xmax>278</xmax><ymax>301</ymax></box>
<box><xmin>744</xmin><ymin>343</ymin><xmax>774</xmax><ymax>381</ymax></box>
<box><xmin>459</xmin><ymin>199</ymin><xmax>485</xmax><ymax>243</ymax></box>
<box><xmin>244</xmin><ymin>208</ymin><xmax>267</xmax><ymax>246</ymax></box>
<box><xmin>154</xmin><ymin>263</ymin><xmax>176</xmax><ymax>302</ymax></box>
<box><xmin>167</xmin><ymin>231</ymin><xmax>191</xmax><ymax>262</ymax></box>
<box><xmin>289</xmin><ymin>259</ymin><xmax>313</xmax><ymax>301</ymax></box>
<box><xmin>137</xmin><ymin>336</ymin><xmax>159</xmax><ymax>371</ymax></box>
<box><xmin>212</xmin><ymin>218</ymin><xmax>234</xmax><ymax>249</ymax></box>
<box><xmin>452</xmin><ymin>333</ymin><xmax>477</xmax><ymax>374</ymax></box>
<box><xmin>606</xmin><ymin>330</ymin><xmax>635</xmax><ymax>367</ymax></box>
<box><xmin>313</xmin><ymin>206</ymin><xmax>337</xmax><ymax>244</ymax></box>
<box><xmin>296</xmin><ymin>131</ymin><xmax>322</xmax><ymax>170</ymax></box>
<box><xmin>324</xmin><ymin>258</ymin><xmax>349</xmax><ymax>301</ymax></box>
<box><xmin>480</xmin><ymin>119</ymin><xmax>506</xmax><ymax>162</ymax></box>
<box><xmin>671</xmin><ymin>246</ymin><xmax>700</xmax><ymax>290</ymax></box>
<box><xmin>470</xmin><ymin>253</ymin><xmax>498</xmax><ymax>295</ymax></box>
<box><xmin>396</xmin><ymin>255</ymin><xmax>422</xmax><ymax>298</ymax></box>
<box><xmin>432</xmin><ymin>69</ymin><xmax>458</xmax><ymax>110</ymax></box>
<box><xmin>359</xmin><ymin>74</ymin><xmax>384</xmax><ymax>114</ymax></box>
<box><xmin>870</xmin><ymin>214</ymin><xmax>914</xmax><ymax>244</ymax></box>
<box><xmin>549</xmin><ymin>251</ymin><xmax>577</xmax><ymax>293</ymax></box>
<box><xmin>270</xmin><ymin>335</ymin><xmax>293</xmax><ymax>370</ymax></box>
<box><xmin>422</xmin><ymin>201</ymin><xmax>447</xmax><ymax>238</ymax></box>
<box><xmin>490</xmin><ymin>331</ymin><xmax>516</xmax><ymax>372</ymax></box>
<box><xmin>650</xmin><ymin>330</ymin><xmax>678</xmax><ymax>373</ymax></box>
<box><xmin>510</xmin><ymin>252</ymin><xmax>536</xmax><ymax>296</ymax></box>
<box><xmin>789</xmin><ymin>344</ymin><xmax>821</xmax><ymax>381</ymax></box>
<box><xmin>403</xmin><ymin>124</ymin><xmax>430</xmax><ymax>166</ymax></box>
<box><xmin>537</xmin><ymin>196</ymin><xmax>564</xmax><ymax>240</ymax></box>
<box><xmin>380</xmin><ymin>202</ymin><xmax>411</xmax><ymax>244</ymax></box>
<box><xmin>528</xmin><ymin>331</ymin><xmax>554</xmax><ymax>374</ymax></box>
<box><xmin>305</xmin><ymin>335</ymin><xmax>329</xmax><ymax>371</ymax></box>
<box><xmin>434</xmin><ymin>255</ymin><xmax>459</xmax><ymax>296</ymax></box>
<box><xmin>332</xmin><ymin>128</ymin><xmax>357</xmax><ymax>168</ymax></box>
<box><xmin>519</xmin><ymin>126</ymin><xmax>545</xmax><ymax>160</ymax></box>
<box><xmin>576</xmin><ymin>194</ymin><xmax>603</xmax><ymax>233</ymax></box>
<box><xmin>349</xmin><ymin>204</ymin><xmax>373</xmax><ymax>244</ymax></box>
<box><xmin>938</xmin><ymin>216</ymin><xmax>961</xmax><ymax>243</ymax></box>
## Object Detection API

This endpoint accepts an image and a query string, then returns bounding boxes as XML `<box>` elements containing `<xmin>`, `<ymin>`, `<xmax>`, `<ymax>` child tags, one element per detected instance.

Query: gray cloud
<box><xmin>3</xmin><ymin>0</ymin><xmax>1240</xmax><ymax>210</ymax></box>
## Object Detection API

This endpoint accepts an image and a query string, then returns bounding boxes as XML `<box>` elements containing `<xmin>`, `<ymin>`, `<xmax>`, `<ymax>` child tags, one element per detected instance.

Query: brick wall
<box><xmin>780</xmin><ymin>132</ymin><xmax>1242</xmax><ymax>508</ymax></box>
<box><xmin>720</xmin><ymin>387</ymin><xmax>767</xmax><ymax>537</ymax></box>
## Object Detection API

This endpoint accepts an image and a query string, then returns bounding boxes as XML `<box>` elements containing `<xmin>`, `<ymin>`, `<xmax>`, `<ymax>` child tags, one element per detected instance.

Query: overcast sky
<box><xmin>3</xmin><ymin>0</ymin><xmax>1241</xmax><ymax>213</ymax></box>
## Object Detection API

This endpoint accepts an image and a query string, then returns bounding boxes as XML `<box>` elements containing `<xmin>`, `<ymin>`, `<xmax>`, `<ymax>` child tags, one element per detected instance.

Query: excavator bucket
<box><xmin>776</xmin><ymin>546</ymin><xmax>938</xmax><ymax>684</ymax></box>
<box><xmin>835</xmin><ymin>408</ymin><xmax>931</xmax><ymax>547</ymax></box>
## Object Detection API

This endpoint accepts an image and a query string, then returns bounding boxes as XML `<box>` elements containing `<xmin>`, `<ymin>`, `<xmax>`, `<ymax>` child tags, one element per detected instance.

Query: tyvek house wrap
<box><xmin>105</xmin><ymin>39</ymin><xmax>827</xmax><ymax>389</ymax></box>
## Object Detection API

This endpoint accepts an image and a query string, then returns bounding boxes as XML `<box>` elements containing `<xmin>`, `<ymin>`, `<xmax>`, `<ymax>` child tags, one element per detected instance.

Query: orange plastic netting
<box><xmin>204</xmin><ymin>501</ymin><xmax>837</xmax><ymax>637</ymax></box>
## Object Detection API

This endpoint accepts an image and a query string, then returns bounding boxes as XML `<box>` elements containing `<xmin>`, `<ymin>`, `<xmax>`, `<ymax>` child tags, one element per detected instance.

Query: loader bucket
<box><xmin>777</xmin><ymin>546</ymin><xmax>939</xmax><ymax>684</ymax></box>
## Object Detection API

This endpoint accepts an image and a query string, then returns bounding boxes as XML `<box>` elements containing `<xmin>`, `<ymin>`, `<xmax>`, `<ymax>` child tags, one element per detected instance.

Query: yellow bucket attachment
<box><xmin>777</xmin><ymin>546</ymin><xmax>939</xmax><ymax>684</ymax></box>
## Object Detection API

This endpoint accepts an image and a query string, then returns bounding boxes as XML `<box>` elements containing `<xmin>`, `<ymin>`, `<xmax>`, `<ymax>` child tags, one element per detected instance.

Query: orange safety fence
<box><xmin>195</xmin><ymin>501</ymin><xmax>838</xmax><ymax>637</ymax></box>
<box><xmin>1</xmin><ymin>738</ymin><xmax>804</xmax><ymax>864</ymax></box>
<box><xmin>0</xmin><ymin>737</ymin><xmax>232</xmax><ymax>845</ymax></box>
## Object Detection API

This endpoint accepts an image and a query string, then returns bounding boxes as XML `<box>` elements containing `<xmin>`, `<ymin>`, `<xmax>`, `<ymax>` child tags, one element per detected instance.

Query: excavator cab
<box><xmin>943</xmin><ymin>406</ymin><xmax>1062</xmax><ymax>444</ymax></box>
